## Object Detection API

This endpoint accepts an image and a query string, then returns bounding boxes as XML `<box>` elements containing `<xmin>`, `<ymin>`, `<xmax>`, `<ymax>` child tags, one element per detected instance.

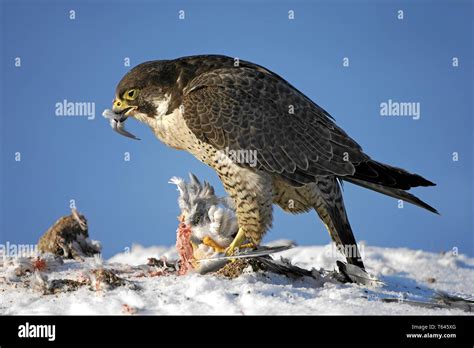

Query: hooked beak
<box><xmin>103</xmin><ymin>99</ymin><xmax>141</xmax><ymax>140</ymax></box>
<box><xmin>112</xmin><ymin>99</ymin><xmax>137</xmax><ymax>122</ymax></box>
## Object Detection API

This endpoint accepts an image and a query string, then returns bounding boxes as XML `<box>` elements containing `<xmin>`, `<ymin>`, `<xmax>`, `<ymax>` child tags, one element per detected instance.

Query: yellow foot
<box><xmin>202</xmin><ymin>236</ymin><xmax>226</xmax><ymax>253</ymax></box>
<box><xmin>225</xmin><ymin>228</ymin><xmax>247</xmax><ymax>256</ymax></box>
<box><xmin>239</xmin><ymin>242</ymin><xmax>256</xmax><ymax>249</ymax></box>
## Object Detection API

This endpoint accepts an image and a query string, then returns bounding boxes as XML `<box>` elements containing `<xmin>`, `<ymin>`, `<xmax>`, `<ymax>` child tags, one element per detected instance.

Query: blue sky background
<box><xmin>1</xmin><ymin>0</ymin><xmax>472</xmax><ymax>258</ymax></box>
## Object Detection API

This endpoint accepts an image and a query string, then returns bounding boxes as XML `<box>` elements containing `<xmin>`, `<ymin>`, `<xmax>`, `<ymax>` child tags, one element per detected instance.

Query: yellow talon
<box><xmin>239</xmin><ymin>242</ymin><xmax>255</xmax><ymax>249</ymax></box>
<box><xmin>202</xmin><ymin>229</ymin><xmax>254</xmax><ymax>258</ymax></box>
<box><xmin>225</xmin><ymin>228</ymin><xmax>247</xmax><ymax>256</ymax></box>
<box><xmin>202</xmin><ymin>236</ymin><xmax>226</xmax><ymax>253</ymax></box>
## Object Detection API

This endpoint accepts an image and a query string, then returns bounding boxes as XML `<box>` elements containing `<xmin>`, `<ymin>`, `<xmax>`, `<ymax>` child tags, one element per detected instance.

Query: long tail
<box><xmin>343</xmin><ymin>160</ymin><xmax>438</xmax><ymax>214</ymax></box>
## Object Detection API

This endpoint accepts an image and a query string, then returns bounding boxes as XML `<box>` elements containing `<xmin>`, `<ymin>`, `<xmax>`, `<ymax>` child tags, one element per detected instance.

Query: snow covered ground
<box><xmin>1</xmin><ymin>242</ymin><xmax>473</xmax><ymax>315</ymax></box>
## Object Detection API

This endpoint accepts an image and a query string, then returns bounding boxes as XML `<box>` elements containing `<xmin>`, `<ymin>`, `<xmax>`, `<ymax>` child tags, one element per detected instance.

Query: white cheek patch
<box><xmin>152</xmin><ymin>94</ymin><xmax>171</xmax><ymax>118</ymax></box>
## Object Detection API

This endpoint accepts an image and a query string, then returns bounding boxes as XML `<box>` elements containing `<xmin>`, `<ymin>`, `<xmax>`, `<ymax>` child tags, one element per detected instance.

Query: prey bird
<box><xmin>170</xmin><ymin>173</ymin><xmax>238</xmax><ymax>267</ymax></box>
<box><xmin>106</xmin><ymin>55</ymin><xmax>438</xmax><ymax>269</ymax></box>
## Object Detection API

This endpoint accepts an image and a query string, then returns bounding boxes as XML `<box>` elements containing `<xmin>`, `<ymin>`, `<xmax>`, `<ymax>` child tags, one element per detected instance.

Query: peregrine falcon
<box><xmin>107</xmin><ymin>55</ymin><xmax>438</xmax><ymax>269</ymax></box>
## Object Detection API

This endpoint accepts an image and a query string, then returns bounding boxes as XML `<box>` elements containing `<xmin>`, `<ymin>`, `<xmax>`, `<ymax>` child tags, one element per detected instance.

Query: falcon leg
<box><xmin>314</xmin><ymin>178</ymin><xmax>365</xmax><ymax>269</ymax></box>
<box><xmin>225</xmin><ymin>227</ymin><xmax>246</xmax><ymax>255</ymax></box>
<box><xmin>215</xmin><ymin>170</ymin><xmax>274</xmax><ymax>256</ymax></box>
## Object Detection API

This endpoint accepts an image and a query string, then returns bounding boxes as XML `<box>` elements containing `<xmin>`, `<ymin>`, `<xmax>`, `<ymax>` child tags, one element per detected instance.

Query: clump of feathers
<box><xmin>37</xmin><ymin>208</ymin><xmax>101</xmax><ymax>259</ymax></box>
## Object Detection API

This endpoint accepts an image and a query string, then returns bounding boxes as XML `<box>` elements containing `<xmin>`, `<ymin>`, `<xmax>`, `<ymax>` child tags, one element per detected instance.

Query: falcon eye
<box><xmin>124</xmin><ymin>89</ymin><xmax>138</xmax><ymax>100</ymax></box>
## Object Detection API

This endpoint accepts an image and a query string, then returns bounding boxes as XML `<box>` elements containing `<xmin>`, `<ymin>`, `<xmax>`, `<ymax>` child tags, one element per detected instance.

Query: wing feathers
<box><xmin>182</xmin><ymin>66</ymin><xmax>434</xmax><ymax>194</ymax></box>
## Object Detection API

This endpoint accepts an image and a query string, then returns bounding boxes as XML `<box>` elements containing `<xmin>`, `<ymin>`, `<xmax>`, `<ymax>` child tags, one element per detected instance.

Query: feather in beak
<box><xmin>102</xmin><ymin>109</ymin><xmax>140</xmax><ymax>140</ymax></box>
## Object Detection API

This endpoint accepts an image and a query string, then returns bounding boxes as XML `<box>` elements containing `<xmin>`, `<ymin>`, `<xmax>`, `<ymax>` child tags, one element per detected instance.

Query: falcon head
<box><xmin>111</xmin><ymin>61</ymin><xmax>179</xmax><ymax>121</ymax></box>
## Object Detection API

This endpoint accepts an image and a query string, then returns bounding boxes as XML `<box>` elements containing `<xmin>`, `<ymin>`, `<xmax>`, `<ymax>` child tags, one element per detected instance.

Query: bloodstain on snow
<box><xmin>32</xmin><ymin>258</ymin><xmax>47</xmax><ymax>272</ymax></box>
<box><xmin>122</xmin><ymin>304</ymin><xmax>137</xmax><ymax>315</ymax></box>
